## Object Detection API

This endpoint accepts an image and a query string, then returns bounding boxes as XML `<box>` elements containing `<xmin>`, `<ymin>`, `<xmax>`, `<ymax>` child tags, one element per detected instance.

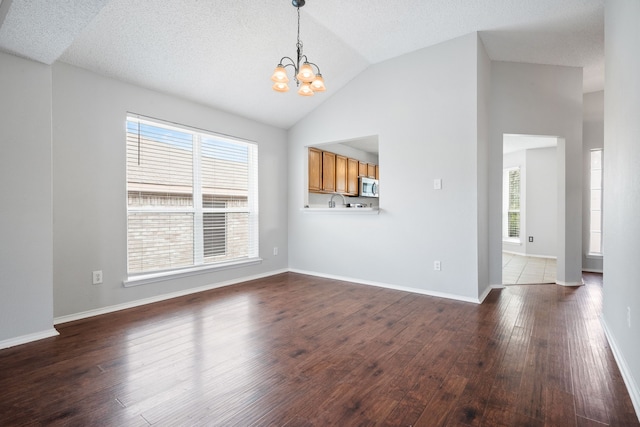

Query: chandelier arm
<box><xmin>279</xmin><ymin>57</ymin><xmax>301</xmax><ymax>85</ymax></box>
<box><xmin>306</xmin><ymin>62</ymin><xmax>322</xmax><ymax>75</ymax></box>
<box><xmin>279</xmin><ymin>57</ymin><xmax>297</xmax><ymax>68</ymax></box>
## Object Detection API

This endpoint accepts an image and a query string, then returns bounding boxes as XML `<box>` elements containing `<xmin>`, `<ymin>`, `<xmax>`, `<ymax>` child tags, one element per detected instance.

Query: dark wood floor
<box><xmin>0</xmin><ymin>272</ymin><xmax>637</xmax><ymax>426</ymax></box>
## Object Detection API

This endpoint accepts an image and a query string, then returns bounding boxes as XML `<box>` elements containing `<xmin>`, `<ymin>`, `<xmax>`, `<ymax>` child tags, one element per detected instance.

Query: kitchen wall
<box><xmin>52</xmin><ymin>62</ymin><xmax>289</xmax><ymax>319</ymax></box>
<box><xmin>0</xmin><ymin>52</ymin><xmax>56</xmax><ymax>346</ymax></box>
<box><xmin>582</xmin><ymin>90</ymin><xmax>604</xmax><ymax>272</ymax></box>
<box><xmin>602</xmin><ymin>0</ymin><xmax>640</xmax><ymax>415</ymax></box>
<box><xmin>489</xmin><ymin>62</ymin><xmax>583</xmax><ymax>286</ymax></box>
<box><xmin>288</xmin><ymin>33</ymin><xmax>486</xmax><ymax>302</ymax></box>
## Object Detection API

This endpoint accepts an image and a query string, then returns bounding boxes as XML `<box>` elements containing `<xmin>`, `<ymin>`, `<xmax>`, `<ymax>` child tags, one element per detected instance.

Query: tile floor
<box><xmin>502</xmin><ymin>252</ymin><xmax>557</xmax><ymax>285</ymax></box>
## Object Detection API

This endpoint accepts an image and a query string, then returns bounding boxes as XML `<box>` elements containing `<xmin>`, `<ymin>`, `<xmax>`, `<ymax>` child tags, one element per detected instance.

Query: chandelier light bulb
<box><xmin>297</xmin><ymin>82</ymin><xmax>314</xmax><ymax>96</ymax></box>
<box><xmin>271</xmin><ymin>65</ymin><xmax>289</xmax><ymax>83</ymax></box>
<box><xmin>310</xmin><ymin>74</ymin><xmax>326</xmax><ymax>92</ymax></box>
<box><xmin>272</xmin><ymin>82</ymin><xmax>290</xmax><ymax>92</ymax></box>
<box><xmin>296</xmin><ymin>62</ymin><xmax>315</xmax><ymax>83</ymax></box>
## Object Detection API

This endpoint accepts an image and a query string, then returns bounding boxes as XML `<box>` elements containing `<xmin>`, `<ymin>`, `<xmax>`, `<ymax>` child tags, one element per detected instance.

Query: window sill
<box><xmin>123</xmin><ymin>257</ymin><xmax>263</xmax><ymax>287</ymax></box>
<box><xmin>301</xmin><ymin>207</ymin><xmax>380</xmax><ymax>215</ymax></box>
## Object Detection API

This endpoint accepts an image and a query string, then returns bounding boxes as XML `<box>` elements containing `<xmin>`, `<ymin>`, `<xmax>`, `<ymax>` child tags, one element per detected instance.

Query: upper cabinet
<box><xmin>367</xmin><ymin>163</ymin><xmax>376</xmax><ymax>179</ymax></box>
<box><xmin>347</xmin><ymin>158</ymin><xmax>359</xmax><ymax>196</ymax></box>
<box><xmin>359</xmin><ymin>161</ymin><xmax>367</xmax><ymax>178</ymax></box>
<box><xmin>322</xmin><ymin>151</ymin><xmax>336</xmax><ymax>193</ymax></box>
<box><xmin>308</xmin><ymin>147</ymin><xmax>322</xmax><ymax>192</ymax></box>
<box><xmin>335</xmin><ymin>155</ymin><xmax>348</xmax><ymax>194</ymax></box>
<box><xmin>309</xmin><ymin>147</ymin><xmax>377</xmax><ymax>195</ymax></box>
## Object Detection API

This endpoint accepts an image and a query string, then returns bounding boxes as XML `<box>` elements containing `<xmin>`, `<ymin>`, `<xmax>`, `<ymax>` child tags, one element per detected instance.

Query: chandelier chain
<box><xmin>296</xmin><ymin>7</ymin><xmax>303</xmax><ymax>53</ymax></box>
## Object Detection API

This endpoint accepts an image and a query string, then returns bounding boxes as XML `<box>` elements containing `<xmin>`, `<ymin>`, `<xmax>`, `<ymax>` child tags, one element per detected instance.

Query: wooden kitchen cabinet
<box><xmin>310</xmin><ymin>147</ymin><xmax>375</xmax><ymax>195</ymax></box>
<box><xmin>367</xmin><ymin>163</ymin><xmax>376</xmax><ymax>179</ymax></box>
<box><xmin>322</xmin><ymin>151</ymin><xmax>336</xmax><ymax>192</ymax></box>
<box><xmin>308</xmin><ymin>148</ymin><xmax>322</xmax><ymax>192</ymax></box>
<box><xmin>375</xmin><ymin>164</ymin><xmax>379</xmax><ymax>180</ymax></box>
<box><xmin>347</xmin><ymin>158</ymin><xmax>359</xmax><ymax>195</ymax></box>
<box><xmin>335</xmin><ymin>155</ymin><xmax>348</xmax><ymax>194</ymax></box>
<box><xmin>359</xmin><ymin>161</ymin><xmax>367</xmax><ymax>177</ymax></box>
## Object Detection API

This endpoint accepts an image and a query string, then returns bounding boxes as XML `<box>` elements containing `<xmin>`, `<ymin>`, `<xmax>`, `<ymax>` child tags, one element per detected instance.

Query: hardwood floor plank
<box><xmin>514</xmin><ymin>336</ymin><xmax>549</xmax><ymax>421</ymax></box>
<box><xmin>545</xmin><ymin>387</ymin><xmax>577</xmax><ymax>427</ymax></box>
<box><xmin>0</xmin><ymin>272</ymin><xmax>637</xmax><ymax>426</ymax></box>
<box><xmin>413</xmin><ymin>373</ymin><xmax>468</xmax><ymax>426</ymax></box>
<box><xmin>576</xmin><ymin>415</ymin><xmax>609</xmax><ymax>426</ymax></box>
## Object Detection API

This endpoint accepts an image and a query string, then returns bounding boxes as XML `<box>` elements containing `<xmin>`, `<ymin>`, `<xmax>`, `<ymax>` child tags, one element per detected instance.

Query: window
<box><xmin>203</xmin><ymin>200</ymin><xmax>227</xmax><ymax>257</ymax></box>
<box><xmin>503</xmin><ymin>167</ymin><xmax>521</xmax><ymax>240</ymax></box>
<box><xmin>589</xmin><ymin>149</ymin><xmax>603</xmax><ymax>255</ymax></box>
<box><xmin>126</xmin><ymin>115</ymin><xmax>258</xmax><ymax>276</ymax></box>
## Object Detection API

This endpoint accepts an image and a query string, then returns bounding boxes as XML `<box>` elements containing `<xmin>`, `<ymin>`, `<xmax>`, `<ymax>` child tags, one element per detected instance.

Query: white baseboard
<box><xmin>288</xmin><ymin>268</ymin><xmax>484</xmax><ymax>304</ymax></box>
<box><xmin>53</xmin><ymin>266</ymin><xmax>510</xmax><ymax>326</ymax></box>
<box><xmin>0</xmin><ymin>328</ymin><xmax>59</xmax><ymax>350</ymax></box>
<box><xmin>478</xmin><ymin>285</ymin><xmax>494</xmax><ymax>303</ymax></box>
<box><xmin>502</xmin><ymin>250</ymin><xmax>557</xmax><ymax>260</ymax></box>
<box><xmin>556</xmin><ymin>280</ymin><xmax>583</xmax><ymax>287</ymax></box>
<box><xmin>600</xmin><ymin>316</ymin><xmax>640</xmax><ymax>422</ymax></box>
<box><xmin>54</xmin><ymin>269</ymin><xmax>289</xmax><ymax>325</ymax></box>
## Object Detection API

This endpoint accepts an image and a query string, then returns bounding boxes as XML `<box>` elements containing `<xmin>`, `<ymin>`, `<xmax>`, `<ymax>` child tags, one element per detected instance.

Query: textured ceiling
<box><xmin>0</xmin><ymin>0</ymin><xmax>108</xmax><ymax>64</ymax></box>
<box><xmin>0</xmin><ymin>0</ymin><xmax>604</xmax><ymax>129</ymax></box>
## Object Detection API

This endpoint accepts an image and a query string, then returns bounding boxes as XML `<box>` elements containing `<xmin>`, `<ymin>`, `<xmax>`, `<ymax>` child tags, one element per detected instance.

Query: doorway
<box><xmin>501</xmin><ymin>134</ymin><xmax>559</xmax><ymax>285</ymax></box>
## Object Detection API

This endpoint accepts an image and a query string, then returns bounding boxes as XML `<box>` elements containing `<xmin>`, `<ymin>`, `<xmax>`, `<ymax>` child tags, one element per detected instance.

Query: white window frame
<box><xmin>124</xmin><ymin>114</ymin><xmax>260</xmax><ymax>286</ymax></box>
<box><xmin>588</xmin><ymin>149</ymin><xmax>603</xmax><ymax>256</ymax></box>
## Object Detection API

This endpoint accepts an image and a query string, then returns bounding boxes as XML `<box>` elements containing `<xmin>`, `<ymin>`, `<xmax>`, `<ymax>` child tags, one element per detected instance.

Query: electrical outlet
<box><xmin>433</xmin><ymin>179</ymin><xmax>442</xmax><ymax>190</ymax></box>
<box><xmin>273</xmin><ymin>247</ymin><xmax>278</xmax><ymax>256</ymax></box>
<box><xmin>434</xmin><ymin>261</ymin><xmax>441</xmax><ymax>271</ymax></box>
<box><xmin>92</xmin><ymin>270</ymin><xmax>103</xmax><ymax>285</ymax></box>
<box><xmin>528</xmin><ymin>236</ymin><xmax>534</xmax><ymax>242</ymax></box>
<box><xmin>628</xmin><ymin>307</ymin><xmax>631</xmax><ymax>328</ymax></box>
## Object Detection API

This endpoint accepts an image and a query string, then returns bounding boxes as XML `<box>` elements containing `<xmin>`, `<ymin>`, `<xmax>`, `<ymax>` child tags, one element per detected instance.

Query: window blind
<box><xmin>126</xmin><ymin>115</ymin><xmax>259</xmax><ymax>275</ymax></box>
<box><xmin>502</xmin><ymin>167</ymin><xmax>521</xmax><ymax>240</ymax></box>
<box><xmin>507</xmin><ymin>169</ymin><xmax>521</xmax><ymax>238</ymax></box>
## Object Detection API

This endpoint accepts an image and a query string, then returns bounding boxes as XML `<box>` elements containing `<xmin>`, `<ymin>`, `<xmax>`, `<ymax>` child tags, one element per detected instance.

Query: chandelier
<box><xmin>271</xmin><ymin>0</ymin><xmax>326</xmax><ymax>96</ymax></box>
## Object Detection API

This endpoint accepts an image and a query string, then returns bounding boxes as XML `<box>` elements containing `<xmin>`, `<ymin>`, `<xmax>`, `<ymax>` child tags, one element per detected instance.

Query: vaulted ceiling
<box><xmin>0</xmin><ymin>0</ymin><xmax>604</xmax><ymax>129</ymax></box>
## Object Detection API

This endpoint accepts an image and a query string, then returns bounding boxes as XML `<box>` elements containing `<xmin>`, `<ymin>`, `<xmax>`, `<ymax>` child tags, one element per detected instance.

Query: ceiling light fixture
<box><xmin>271</xmin><ymin>0</ymin><xmax>326</xmax><ymax>96</ymax></box>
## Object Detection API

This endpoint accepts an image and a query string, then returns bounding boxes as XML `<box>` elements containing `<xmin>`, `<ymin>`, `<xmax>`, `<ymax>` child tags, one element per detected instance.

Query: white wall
<box><xmin>476</xmin><ymin>36</ymin><xmax>492</xmax><ymax>297</ymax></box>
<box><xmin>288</xmin><ymin>33</ymin><xmax>485</xmax><ymax>302</ymax></box>
<box><xmin>52</xmin><ymin>62</ymin><xmax>289</xmax><ymax>318</ymax></box>
<box><xmin>602</xmin><ymin>0</ymin><xmax>640</xmax><ymax>415</ymax></box>
<box><xmin>525</xmin><ymin>147</ymin><xmax>557</xmax><ymax>257</ymax></box>
<box><xmin>0</xmin><ymin>52</ymin><xmax>57</xmax><ymax>346</ymax></box>
<box><xmin>489</xmin><ymin>62</ymin><xmax>583</xmax><ymax>286</ymax></box>
<box><xmin>582</xmin><ymin>90</ymin><xmax>604</xmax><ymax>272</ymax></box>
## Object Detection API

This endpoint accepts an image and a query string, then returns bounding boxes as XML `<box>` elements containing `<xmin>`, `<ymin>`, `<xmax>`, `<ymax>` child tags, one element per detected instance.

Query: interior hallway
<box><xmin>502</xmin><ymin>253</ymin><xmax>557</xmax><ymax>285</ymax></box>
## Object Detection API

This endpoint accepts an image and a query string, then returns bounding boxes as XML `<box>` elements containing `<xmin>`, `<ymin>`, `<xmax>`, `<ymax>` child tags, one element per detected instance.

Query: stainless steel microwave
<box><xmin>359</xmin><ymin>177</ymin><xmax>379</xmax><ymax>198</ymax></box>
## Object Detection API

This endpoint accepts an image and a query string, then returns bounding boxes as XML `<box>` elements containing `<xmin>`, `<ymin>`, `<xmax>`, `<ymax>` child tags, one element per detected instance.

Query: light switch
<box><xmin>433</xmin><ymin>179</ymin><xmax>442</xmax><ymax>190</ymax></box>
